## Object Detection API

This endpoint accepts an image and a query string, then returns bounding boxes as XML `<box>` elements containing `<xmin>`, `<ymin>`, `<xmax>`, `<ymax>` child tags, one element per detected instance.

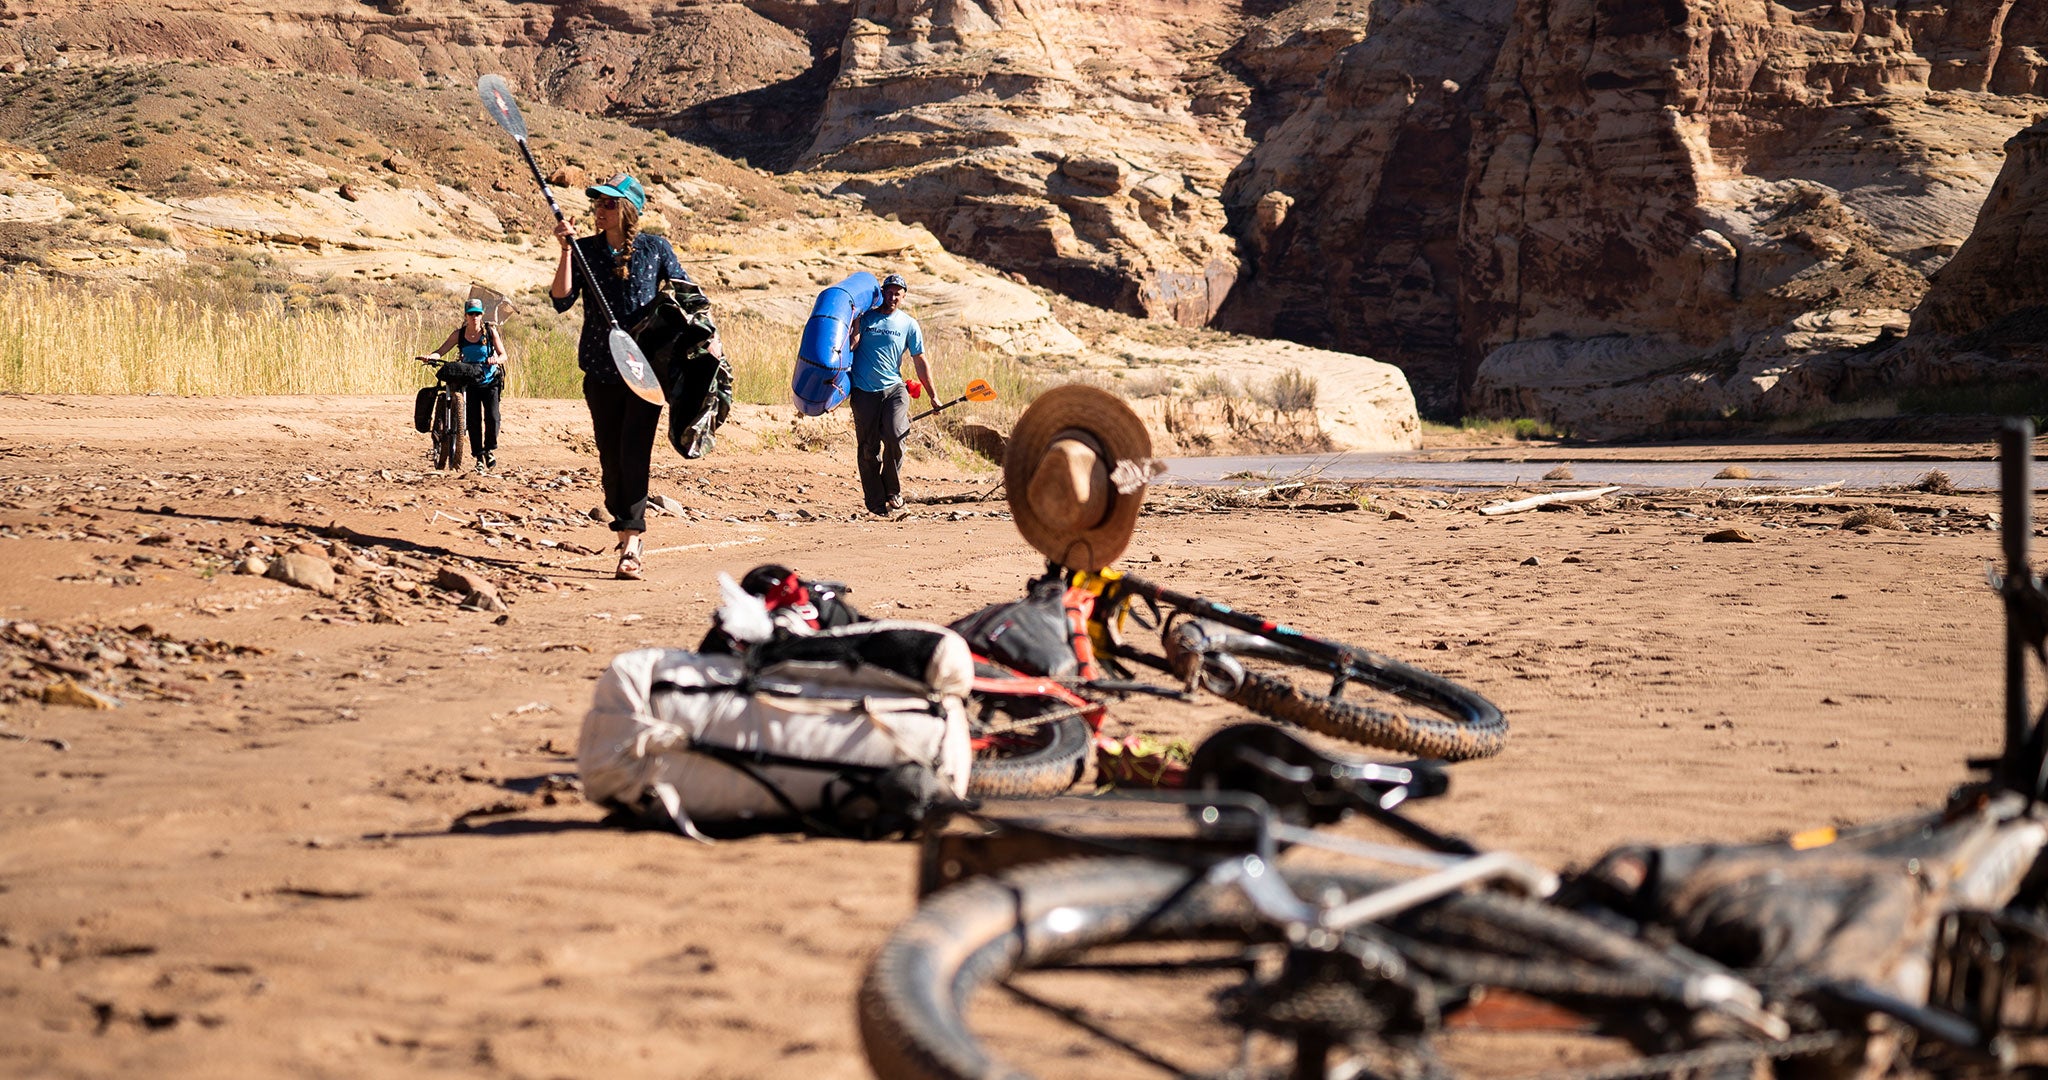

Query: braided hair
<box><xmin>611</xmin><ymin>202</ymin><xmax>641</xmax><ymax>281</ymax></box>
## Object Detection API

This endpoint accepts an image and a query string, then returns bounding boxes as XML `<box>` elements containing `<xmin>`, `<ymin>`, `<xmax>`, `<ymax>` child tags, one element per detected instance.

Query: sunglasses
<box><xmin>592</xmin><ymin>196</ymin><xmax>621</xmax><ymax>210</ymax></box>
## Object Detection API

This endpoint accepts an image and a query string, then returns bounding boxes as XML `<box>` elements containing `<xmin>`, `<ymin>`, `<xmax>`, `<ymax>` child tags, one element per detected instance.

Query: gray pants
<box><xmin>850</xmin><ymin>386</ymin><xmax>908</xmax><ymax>514</ymax></box>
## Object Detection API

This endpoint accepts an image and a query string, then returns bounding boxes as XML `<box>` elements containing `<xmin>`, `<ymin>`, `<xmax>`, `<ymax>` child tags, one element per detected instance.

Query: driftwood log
<box><xmin>1477</xmin><ymin>486</ymin><xmax>1622</xmax><ymax>516</ymax></box>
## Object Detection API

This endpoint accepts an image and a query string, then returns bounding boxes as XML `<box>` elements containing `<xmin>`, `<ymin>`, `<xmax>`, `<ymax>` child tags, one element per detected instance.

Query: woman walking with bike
<box><xmin>550</xmin><ymin>173</ymin><xmax>692</xmax><ymax>581</ymax></box>
<box><xmin>417</xmin><ymin>298</ymin><xmax>507</xmax><ymax>471</ymax></box>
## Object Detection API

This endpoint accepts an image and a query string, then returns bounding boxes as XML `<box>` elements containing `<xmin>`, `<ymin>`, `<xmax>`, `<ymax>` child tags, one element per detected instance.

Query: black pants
<box><xmin>466</xmin><ymin>378</ymin><xmax>501</xmax><ymax>458</ymax></box>
<box><xmin>851</xmin><ymin>386</ymin><xmax>908</xmax><ymax>514</ymax></box>
<box><xmin>584</xmin><ymin>372</ymin><xmax>663</xmax><ymax>534</ymax></box>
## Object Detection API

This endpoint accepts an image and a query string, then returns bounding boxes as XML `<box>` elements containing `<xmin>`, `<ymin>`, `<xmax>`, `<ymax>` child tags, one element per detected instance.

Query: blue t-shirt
<box><xmin>456</xmin><ymin>326</ymin><xmax>499</xmax><ymax>383</ymax></box>
<box><xmin>850</xmin><ymin>309</ymin><xmax>925</xmax><ymax>393</ymax></box>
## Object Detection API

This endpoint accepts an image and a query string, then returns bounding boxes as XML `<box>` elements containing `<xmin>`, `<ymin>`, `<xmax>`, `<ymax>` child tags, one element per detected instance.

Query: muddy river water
<box><xmin>1161</xmin><ymin>452</ymin><xmax>2006</xmax><ymax>491</ymax></box>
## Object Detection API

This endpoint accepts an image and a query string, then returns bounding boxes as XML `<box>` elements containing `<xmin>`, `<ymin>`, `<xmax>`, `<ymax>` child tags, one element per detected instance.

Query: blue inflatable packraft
<box><xmin>792</xmin><ymin>272</ymin><xmax>879</xmax><ymax>416</ymax></box>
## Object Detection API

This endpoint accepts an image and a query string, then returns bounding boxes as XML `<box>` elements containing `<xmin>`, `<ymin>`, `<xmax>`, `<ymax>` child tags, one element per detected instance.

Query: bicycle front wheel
<box><xmin>1165</xmin><ymin>619</ymin><xmax>1507</xmax><ymax>761</ymax></box>
<box><xmin>859</xmin><ymin>857</ymin><xmax>1785</xmax><ymax>1080</ymax></box>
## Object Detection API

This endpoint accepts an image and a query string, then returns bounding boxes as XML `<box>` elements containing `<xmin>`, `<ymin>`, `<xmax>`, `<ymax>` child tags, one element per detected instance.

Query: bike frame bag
<box><xmin>580</xmin><ymin>620</ymin><xmax>973</xmax><ymax>840</ymax></box>
<box><xmin>949</xmin><ymin>572</ymin><xmax>1098</xmax><ymax>679</ymax></box>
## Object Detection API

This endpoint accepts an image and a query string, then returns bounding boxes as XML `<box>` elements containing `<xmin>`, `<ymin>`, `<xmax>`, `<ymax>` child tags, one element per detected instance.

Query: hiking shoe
<box><xmin>885</xmin><ymin>495</ymin><xmax>904</xmax><ymax>510</ymax></box>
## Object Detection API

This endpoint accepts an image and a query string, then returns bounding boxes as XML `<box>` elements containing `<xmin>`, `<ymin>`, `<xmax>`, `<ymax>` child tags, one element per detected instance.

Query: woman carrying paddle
<box><xmin>550</xmin><ymin>173</ymin><xmax>691</xmax><ymax>580</ymax></box>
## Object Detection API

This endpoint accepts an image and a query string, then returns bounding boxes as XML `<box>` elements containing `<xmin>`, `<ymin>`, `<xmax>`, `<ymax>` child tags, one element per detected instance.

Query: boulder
<box><xmin>434</xmin><ymin>567</ymin><xmax>492</xmax><ymax>595</ymax></box>
<box><xmin>266</xmin><ymin>553</ymin><xmax>338</xmax><ymax>597</ymax></box>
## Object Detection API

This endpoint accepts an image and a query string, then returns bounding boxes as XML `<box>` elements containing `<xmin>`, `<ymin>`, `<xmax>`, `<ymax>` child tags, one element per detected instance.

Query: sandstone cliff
<box><xmin>1227</xmin><ymin>0</ymin><xmax>2047</xmax><ymax>421</ymax></box>
<box><xmin>1915</xmin><ymin>117</ymin><xmax>2048</xmax><ymax>339</ymax></box>
<box><xmin>5</xmin><ymin>0</ymin><xmax>2047</xmax><ymax>436</ymax></box>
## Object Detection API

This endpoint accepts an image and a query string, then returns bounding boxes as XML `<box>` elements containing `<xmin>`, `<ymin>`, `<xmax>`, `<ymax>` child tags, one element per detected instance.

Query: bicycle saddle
<box><xmin>1183</xmin><ymin>723</ymin><xmax>1448</xmax><ymax>826</ymax></box>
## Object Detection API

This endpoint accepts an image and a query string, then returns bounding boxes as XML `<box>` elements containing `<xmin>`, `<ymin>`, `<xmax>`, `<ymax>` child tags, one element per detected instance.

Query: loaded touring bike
<box><xmin>862</xmin><ymin>420</ymin><xmax>2048</xmax><ymax>1080</ymax></box>
<box><xmin>960</xmin><ymin>565</ymin><xmax>1507</xmax><ymax>801</ymax></box>
<box><xmin>414</xmin><ymin>355</ymin><xmax>466</xmax><ymax>471</ymax></box>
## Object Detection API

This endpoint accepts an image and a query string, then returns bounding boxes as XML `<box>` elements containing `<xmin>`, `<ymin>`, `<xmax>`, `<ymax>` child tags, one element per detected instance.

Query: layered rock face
<box><xmin>804</xmin><ymin>0</ymin><xmax>1250</xmax><ymax>327</ymax></box>
<box><xmin>1915</xmin><ymin>118</ymin><xmax>2048</xmax><ymax>339</ymax></box>
<box><xmin>1226</xmin><ymin>0</ymin><xmax>2048</xmax><ymax>422</ymax></box>
<box><xmin>0</xmin><ymin>1</ymin><xmax>842</xmax><ymax>166</ymax></box>
<box><xmin>1216</xmin><ymin>0</ymin><xmax>1508</xmax><ymax>415</ymax></box>
<box><xmin>2</xmin><ymin>0</ymin><xmax>1247</xmax><ymax>327</ymax></box>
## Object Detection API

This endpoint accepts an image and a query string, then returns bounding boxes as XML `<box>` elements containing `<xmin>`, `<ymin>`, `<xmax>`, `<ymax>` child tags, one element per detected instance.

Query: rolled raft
<box><xmin>792</xmin><ymin>271</ymin><xmax>878</xmax><ymax>416</ymax></box>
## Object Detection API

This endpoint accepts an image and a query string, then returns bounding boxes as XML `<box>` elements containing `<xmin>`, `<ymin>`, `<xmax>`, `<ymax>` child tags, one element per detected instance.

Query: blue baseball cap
<box><xmin>585</xmin><ymin>173</ymin><xmax>646</xmax><ymax>213</ymax></box>
<box><xmin>881</xmin><ymin>273</ymin><xmax>907</xmax><ymax>291</ymax></box>
<box><xmin>465</xmin><ymin>298</ymin><xmax>485</xmax><ymax>314</ymax></box>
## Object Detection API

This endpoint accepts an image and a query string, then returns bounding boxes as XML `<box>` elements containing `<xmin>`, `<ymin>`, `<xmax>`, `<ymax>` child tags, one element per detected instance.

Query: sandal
<box><xmin>615</xmin><ymin>542</ymin><xmax>644</xmax><ymax>581</ymax></box>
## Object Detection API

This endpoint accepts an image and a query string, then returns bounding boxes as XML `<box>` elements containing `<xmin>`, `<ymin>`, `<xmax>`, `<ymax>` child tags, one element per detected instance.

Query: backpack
<box><xmin>579</xmin><ymin>620</ymin><xmax>973</xmax><ymax>840</ymax></box>
<box><xmin>948</xmin><ymin>570</ymin><xmax>1098</xmax><ymax>679</ymax></box>
<box><xmin>632</xmin><ymin>279</ymin><xmax>732</xmax><ymax>459</ymax></box>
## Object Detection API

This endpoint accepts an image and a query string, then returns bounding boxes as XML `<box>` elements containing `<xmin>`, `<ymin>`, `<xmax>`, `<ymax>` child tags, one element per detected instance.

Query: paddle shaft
<box><xmin>510</xmin><ymin>136</ymin><xmax>626</xmax><ymax>332</ymax></box>
<box><xmin>910</xmin><ymin>393</ymin><xmax>970</xmax><ymax>422</ymax></box>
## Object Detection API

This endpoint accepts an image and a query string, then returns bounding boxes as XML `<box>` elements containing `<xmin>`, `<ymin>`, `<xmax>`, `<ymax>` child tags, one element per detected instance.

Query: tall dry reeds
<box><xmin>0</xmin><ymin>275</ymin><xmax>440</xmax><ymax>395</ymax></box>
<box><xmin>0</xmin><ymin>273</ymin><xmax>1049</xmax><ymax>420</ymax></box>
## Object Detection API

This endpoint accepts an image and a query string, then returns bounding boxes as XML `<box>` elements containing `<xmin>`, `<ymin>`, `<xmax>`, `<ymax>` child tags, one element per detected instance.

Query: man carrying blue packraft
<box><xmin>848</xmin><ymin>273</ymin><xmax>937</xmax><ymax>516</ymax></box>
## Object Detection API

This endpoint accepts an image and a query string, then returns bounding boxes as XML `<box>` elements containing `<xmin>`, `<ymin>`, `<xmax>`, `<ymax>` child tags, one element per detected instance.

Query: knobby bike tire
<box><xmin>430</xmin><ymin>394</ymin><xmax>455</xmax><ymax>469</ymax></box>
<box><xmin>444</xmin><ymin>392</ymin><xmax>466</xmax><ymax>470</ymax></box>
<box><xmin>1167</xmin><ymin>621</ymin><xmax>1507</xmax><ymax>761</ymax></box>
<box><xmin>859</xmin><ymin>857</ymin><xmax>1742</xmax><ymax>1080</ymax></box>
<box><xmin>966</xmin><ymin>714</ymin><xmax>1091</xmax><ymax>799</ymax></box>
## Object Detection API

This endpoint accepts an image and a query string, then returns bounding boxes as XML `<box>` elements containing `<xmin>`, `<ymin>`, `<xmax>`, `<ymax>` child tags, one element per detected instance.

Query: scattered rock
<box><xmin>435</xmin><ymin>567</ymin><xmax>492</xmax><ymax>595</ymax></box>
<box><xmin>1520</xmin><ymin>556</ymin><xmax>1540</xmax><ymax>566</ymax></box>
<box><xmin>589</xmin><ymin>506</ymin><xmax>610</xmax><ymax>523</ymax></box>
<box><xmin>650</xmin><ymin>494</ymin><xmax>686</xmax><ymax>516</ymax></box>
<box><xmin>1542</xmin><ymin>465</ymin><xmax>1574</xmax><ymax>481</ymax></box>
<box><xmin>1714</xmin><ymin>465</ymin><xmax>1753</xmax><ymax>480</ymax></box>
<box><xmin>235</xmin><ymin>555</ymin><xmax>268</xmax><ymax>576</ymax></box>
<box><xmin>338</xmin><ymin>184</ymin><xmax>359</xmax><ymax>202</ymax></box>
<box><xmin>266</xmin><ymin>553</ymin><xmax>338</xmax><ymax>596</ymax></box>
<box><xmin>1703</xmin><ymin>528</ymin><xmax>1759</xmax><ymax>543</ymax></box>
<box><xmin>382</xmin><ymin>153</ymin><xmax>413</xmax><ymax>174</ymax></box>
<box><xmin>1385</xmin><ymin>509</ymin><xmax>1414</xmax><ymax>522</ymax></box>
<box><xmin>549</xmin><ymin>164</ymin><xmax>587</xmax><ymax>188</ymax></box>
<box><xmin>459</xmin><ymin>590</ymin><xmax>508</xmax><ymax>613</ymax></box>
<box><xmin>42</xmin><ymin>678</ymin><xmax>116</xmax><ymax>710</ymax></box>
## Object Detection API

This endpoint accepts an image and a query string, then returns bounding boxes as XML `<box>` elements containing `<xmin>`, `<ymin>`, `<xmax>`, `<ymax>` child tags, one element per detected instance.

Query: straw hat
<box><xmin>1006</xmin><ymin>385</ymin><xmax>1154</xmax><ymax>571</ymax></box>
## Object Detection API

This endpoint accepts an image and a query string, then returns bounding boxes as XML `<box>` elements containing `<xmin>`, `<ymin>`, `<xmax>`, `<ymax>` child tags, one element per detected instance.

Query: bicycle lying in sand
<box><xmin>862</xmin><ymin>421</ymin><xmax>2048</xmax><ymax>1080</ymax></box>
<box><xmin>961</xmin><ymin>566</ymin><xmax>1507</xmax><ymax>800</ymax></box>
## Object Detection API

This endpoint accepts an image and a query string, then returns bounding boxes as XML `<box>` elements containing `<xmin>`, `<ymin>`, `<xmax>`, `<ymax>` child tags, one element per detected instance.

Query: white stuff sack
<box><xmin>579</xmin><ymin>620</ymin><xmax>973</xmax><ymax>837</ymax></box>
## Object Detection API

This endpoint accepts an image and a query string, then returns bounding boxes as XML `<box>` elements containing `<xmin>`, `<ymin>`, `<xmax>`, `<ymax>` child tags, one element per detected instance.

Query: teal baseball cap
<box><xmin>586</xmin><ymin>173</ymin><xmax>646</xmax><ymax>213</ymax></box>
<box><xmin>464</xmin><ymin>298</ymin><xmax>485</xmax><ymax>314</ymax></box>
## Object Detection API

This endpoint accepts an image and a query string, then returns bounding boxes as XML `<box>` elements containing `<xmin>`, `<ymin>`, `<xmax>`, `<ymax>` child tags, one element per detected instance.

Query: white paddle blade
<box><xmin>477</xmin><ymin>75</ymin><xmax>529</xmax><ymax>141</ymax></box>
<box><xmin>609</xmin><ymin>328</ymin><xmax>665</xmax><ymax>405</ymax></box>
<box><xmin>963</xmin><ymin>378</ymin><xmax>997</xmax><ymax>402</ymax></box>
